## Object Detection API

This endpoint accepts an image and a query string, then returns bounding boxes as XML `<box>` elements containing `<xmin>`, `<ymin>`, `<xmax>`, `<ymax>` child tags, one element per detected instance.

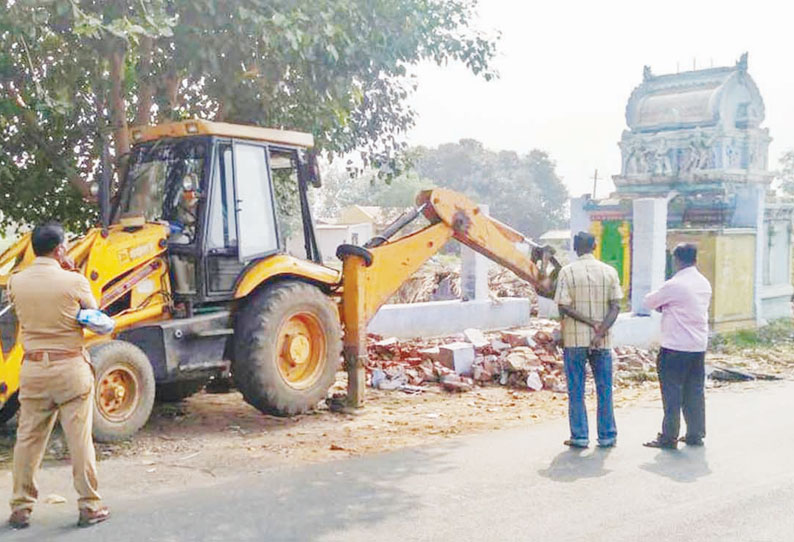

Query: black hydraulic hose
<box><xmin>364</xmin><ymin>203</ymin><xmax>428</xmax><ymax>249</ymax></box>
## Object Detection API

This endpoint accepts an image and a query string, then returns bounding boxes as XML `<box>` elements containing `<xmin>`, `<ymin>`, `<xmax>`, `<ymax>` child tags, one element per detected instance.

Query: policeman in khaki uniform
<box><xmin>7</xmin><ymin>223</ymin><xmax>109</xmax><ymax>529</ymax></box>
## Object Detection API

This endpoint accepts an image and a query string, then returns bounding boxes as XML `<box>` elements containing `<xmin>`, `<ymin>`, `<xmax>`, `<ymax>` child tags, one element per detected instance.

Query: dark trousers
<box><xmin>657</xmin><ymin>348</ymin><xmax>706</xmax><ymax>443</ymax></box>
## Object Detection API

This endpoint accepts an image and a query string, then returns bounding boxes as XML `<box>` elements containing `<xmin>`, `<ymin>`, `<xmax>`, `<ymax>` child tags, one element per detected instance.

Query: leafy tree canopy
<box><xmin>315</xmin><ymin>140</ymin><xmax>569</xmax><ymax>239</ymax></box>
<box><xmin>0</xmin><ymin>0</ymin><xmax>496</xmax><ymax>232</ymax></box>
<box><xmin>313</xmin><ymin>165</ymin><xmax>431</xmax><ymax>220</ymax></box>
<box><xmin>412</xmin><ymin>139</ymin><xmax>568</xmax><ymax>238</ymax></box>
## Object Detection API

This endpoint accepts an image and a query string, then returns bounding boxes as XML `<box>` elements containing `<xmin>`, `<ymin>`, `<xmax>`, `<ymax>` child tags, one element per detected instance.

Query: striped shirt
<box><xmin>554</xmin><ymin>254</ymin><xmax>623</xmax><ymax>348</ymax></box>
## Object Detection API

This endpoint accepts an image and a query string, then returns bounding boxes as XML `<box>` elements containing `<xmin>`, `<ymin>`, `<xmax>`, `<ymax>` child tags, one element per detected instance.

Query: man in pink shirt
<box><xmin>642</xmin><ymin>243</ymin><xmax>712</xmax><ymax>450</ymax></box>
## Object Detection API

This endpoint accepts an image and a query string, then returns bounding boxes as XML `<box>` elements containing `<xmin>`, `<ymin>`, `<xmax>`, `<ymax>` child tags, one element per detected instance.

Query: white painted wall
<box><xmin>286</xmin><ymin>223</ymin><xmax>374</xmax><ymax>263</ymax></box>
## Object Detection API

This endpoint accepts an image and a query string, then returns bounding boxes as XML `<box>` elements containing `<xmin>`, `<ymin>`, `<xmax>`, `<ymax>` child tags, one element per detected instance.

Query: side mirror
<box><xmin>306</xmin><ymin>150</ymin><xmax>322</xmax><ymax>188</ymax></box>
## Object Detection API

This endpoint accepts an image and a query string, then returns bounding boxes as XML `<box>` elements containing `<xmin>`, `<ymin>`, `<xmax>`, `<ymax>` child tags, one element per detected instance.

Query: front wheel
<box><xmin>90</xmin><ymin>341</ymin><xmax>156</xmax><ymax>442</ymax></box>
<box><xmin>234</xmin><ymin>281</ymin><xmax>342</xmax><ymax>416</ymax></box>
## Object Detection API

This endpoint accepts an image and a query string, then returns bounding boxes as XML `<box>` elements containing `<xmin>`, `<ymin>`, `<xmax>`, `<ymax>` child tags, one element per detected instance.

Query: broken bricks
<box><xmin>503</xmin><ymin>347</ymin><xmax>542</xmax><ymax>372</ymax></box>
<box><xmin>363</xmin><ymin>320</ymin><xmax>659</xmax><ymax>395</ymax></box>
<box><xmin>440</xmin><ymin>374</ymin><xmax>474</xmax><ymax>393</ymax></box>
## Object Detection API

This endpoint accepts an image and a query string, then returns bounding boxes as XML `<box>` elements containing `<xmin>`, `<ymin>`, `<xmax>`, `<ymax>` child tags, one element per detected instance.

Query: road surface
<box><xmin>2</xmin><ymin>381</ymin><xmax>793</xmax><ymax>541</ymax></box>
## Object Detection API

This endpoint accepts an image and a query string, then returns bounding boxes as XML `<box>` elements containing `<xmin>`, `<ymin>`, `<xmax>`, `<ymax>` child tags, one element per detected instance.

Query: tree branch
<box><xmin>134</xmin><ymin>36</ymin><xmax>154</xmax><ymax>126</ymax></box>
<box><xmin>109</xmin><ymin>47</ymin><xmax>130</xmax><ymax>160</ymax></box>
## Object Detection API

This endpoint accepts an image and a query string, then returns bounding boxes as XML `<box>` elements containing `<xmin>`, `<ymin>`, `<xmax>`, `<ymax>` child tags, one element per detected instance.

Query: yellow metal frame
<box><xmin>340</xmin><ymin>188</ymin><xmax>556</xmax><ymax>407</ymax></box>
<box><xmin>234</xmin><ymin>254</ymin><xmax>341</xmax><ymax>299</ymax></box>
<box><xmin>0</xmin><ymin>223</ymin><xmax>172</xmax><ymax>407</ymax></box>
<box><xmin>129</xmin><ymin>119</ymin><xmax>315</xmax><ymax>148</ymax></box>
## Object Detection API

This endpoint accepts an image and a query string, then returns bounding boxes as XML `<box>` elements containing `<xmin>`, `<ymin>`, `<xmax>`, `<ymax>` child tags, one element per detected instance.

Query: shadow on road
<box><xmin>2</xmin><ymin>442</ymin><xmax>462</xmax><ymax>542</ymax></box>
<box><xmin>538</xmin><ymin>447</ymin><xmax>613</xmax><ymax>482</ymax></box>
<box><xmin>639</xmin><ymin>446</ymin><xmax>711</xmax><ymax>483</ymax></box>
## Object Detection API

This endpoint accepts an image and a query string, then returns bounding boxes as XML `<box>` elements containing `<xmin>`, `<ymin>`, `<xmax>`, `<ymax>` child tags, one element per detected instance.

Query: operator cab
<box><xmin>113</xmin><ymin>120</ymin><xmax>322</xmax><ymax>308</ymax></box>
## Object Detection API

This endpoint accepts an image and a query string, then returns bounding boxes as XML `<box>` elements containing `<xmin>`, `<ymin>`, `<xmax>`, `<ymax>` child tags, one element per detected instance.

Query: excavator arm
<box><xmin>337</xmin><ymin>187</ymin><xmax>560</xmax><ymax>407</ymax></box>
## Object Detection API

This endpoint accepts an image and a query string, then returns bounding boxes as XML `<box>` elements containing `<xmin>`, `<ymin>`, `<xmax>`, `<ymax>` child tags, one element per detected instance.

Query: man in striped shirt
<box><xmin>554</xmin><ymin>232</ymin><xmax>622</xmax><ymax>448</ymax></box>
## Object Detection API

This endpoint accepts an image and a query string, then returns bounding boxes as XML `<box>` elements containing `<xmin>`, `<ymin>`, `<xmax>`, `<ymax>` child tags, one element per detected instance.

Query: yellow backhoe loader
<box><xmin>0</xmin><ymin>120</ymin><xmax>559</xmax><ymax>441</ymax></box>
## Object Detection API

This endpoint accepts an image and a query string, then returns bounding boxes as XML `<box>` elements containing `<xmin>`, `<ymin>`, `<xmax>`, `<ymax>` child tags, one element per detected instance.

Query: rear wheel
<box><xmin>155</xmin><ymin>379</ymin><xmax>207</xmax><ymax>403</ymax></box>
<box><xmin>90</xmin><ymin>341</ymin><xmax>156</xmax><ymax>442</ymax></box>
<box><xmin>234</xmin><ymin>281</ymin><xmax>342</xmax><ymax>416</ymax></box>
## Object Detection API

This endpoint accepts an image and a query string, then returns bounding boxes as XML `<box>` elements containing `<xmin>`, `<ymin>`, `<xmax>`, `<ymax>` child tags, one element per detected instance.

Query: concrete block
<box><xmin>368</xmin><ymin>298</ymin><xmax>531</xmax><ymax>339</ymax></box>
<box><xmin>611</xmin><ymin>312</ymin><xmax>661</xmax><ymax>349</ymax></box>
<box><xmin>537</xmin><ymin>297</ymin><xmax>560</xmax><ymax>318</ymax></box>
<box><xmin>438</xmin><ymin>342</ymin><xmax>475</xmax><ymax>375</ymax></box>
<box><xmin>463</xmin><ymin>328</ymin><xmax>489</xmax><ymax>349</ymax></box>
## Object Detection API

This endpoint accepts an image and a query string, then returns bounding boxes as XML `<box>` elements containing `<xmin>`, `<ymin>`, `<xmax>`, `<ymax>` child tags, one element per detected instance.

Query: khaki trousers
<box><xmin>10</xmin><ymin>354</ymin><xmax>103</xmax><ymax>513</ymax></box>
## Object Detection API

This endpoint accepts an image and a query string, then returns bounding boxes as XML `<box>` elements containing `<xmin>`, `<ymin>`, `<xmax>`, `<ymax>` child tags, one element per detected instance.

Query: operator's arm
<box><xmin>555</xmin><ymin>267</ymin><xmax>597</xmax><ymax>328</ymax></box>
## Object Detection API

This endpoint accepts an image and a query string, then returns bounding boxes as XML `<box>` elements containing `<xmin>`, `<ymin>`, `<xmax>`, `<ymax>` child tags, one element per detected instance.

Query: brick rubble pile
<box><xmin>365</xmin><ymin>319</ymin><xmax>658</xmax><ymax>394</ymax></box>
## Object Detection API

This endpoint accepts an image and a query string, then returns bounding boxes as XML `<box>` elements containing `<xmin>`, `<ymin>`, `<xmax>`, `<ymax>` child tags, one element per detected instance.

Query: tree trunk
<box><xmin>134</xmin><ymin>37</ymin><xmax>154</xmax><ymax>127</ymax></box>
<box><xmin>109</xmin><ymin>48</ymin><xmax>130</xmax><ymax>160</ymax></box>
<box><xmin>164</xmin><ymin>72</ymin><xmax>181</xmax><ymax>120</ymax></box>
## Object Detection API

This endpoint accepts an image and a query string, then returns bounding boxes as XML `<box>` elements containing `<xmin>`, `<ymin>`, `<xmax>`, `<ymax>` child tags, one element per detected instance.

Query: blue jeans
<box><xmin>563</xmin><ymin>347</ymin><xmax>617</xmax><ymax>446</ymax></box>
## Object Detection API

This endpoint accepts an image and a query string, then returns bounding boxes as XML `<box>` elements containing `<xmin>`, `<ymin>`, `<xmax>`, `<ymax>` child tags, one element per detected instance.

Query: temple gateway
<box><xmin>571</xmin><ymin>54</ymin><xmax>793</xmax><ymax>332</ymax></box>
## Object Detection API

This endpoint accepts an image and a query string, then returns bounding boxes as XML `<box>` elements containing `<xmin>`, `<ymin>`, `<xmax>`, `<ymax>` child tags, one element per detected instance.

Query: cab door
<box><xmin>232</xmin><ymin>142</ymin><xmax>279</xmax><ymax>262</ymax></box>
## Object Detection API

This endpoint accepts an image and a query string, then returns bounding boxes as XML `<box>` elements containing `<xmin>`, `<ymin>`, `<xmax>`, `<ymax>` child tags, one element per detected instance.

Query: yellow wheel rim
<box><xmin>276</xmin><ymin>312</ymin><xmax>326</xmax><ymax>390</ymax></box>
<box><xmin>96</xmin><ymin>365</ymin><xmax>140</xmax><ymax>422</ymax></box>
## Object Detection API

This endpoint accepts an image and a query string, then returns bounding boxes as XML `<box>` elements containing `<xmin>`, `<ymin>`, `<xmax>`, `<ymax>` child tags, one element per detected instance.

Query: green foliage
<box><xmin>0</xmin><ymin>0</ymin><xmax>497</xmax><ymax>232</ymax></box>
<box><xmin>313</xmin><ymin>166</ymin><xmax>432</xmax><ymax>219</ymax></box>
<box><xmin>710</xmin><ymin>318</ymin><xmax>794</xmax><ymax>352</ymax></box>
<box><xmin>413</xmin><ymin>140</ymin><xmax>569</xmax><ymax>237</ymax></box>
<box><xmin>314</xmin><ymin>139</ymin><xmax>569</xmax><ymax>240</ymax></box>
<box><xmin>779</xmin><ymin>150</ymin><xmax>794</xmax><ymax>195</ymax></box>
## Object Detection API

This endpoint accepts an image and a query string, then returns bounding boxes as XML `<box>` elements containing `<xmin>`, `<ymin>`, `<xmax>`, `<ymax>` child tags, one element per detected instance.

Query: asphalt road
<box><xmin>3</xmin><ymin>381</ymin><xmax>793</xmax><ymax>541</ymax></box>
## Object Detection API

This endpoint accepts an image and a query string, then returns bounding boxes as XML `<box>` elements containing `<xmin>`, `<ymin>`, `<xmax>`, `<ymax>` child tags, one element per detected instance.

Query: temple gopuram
<box><xmin>571</xmin><ymin>54</ymin><xmax>793</xmax><ymax>332</ymax></box>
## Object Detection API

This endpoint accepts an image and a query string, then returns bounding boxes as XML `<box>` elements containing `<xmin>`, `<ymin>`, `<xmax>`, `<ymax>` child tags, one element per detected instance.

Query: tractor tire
<box><xmin>89</xmin><ymin>341</ymin><xmax>156</xmax><ymax>442</ymax></box>
<box><xmin>0</xmin><ymin>392</ymin><xmax>19</xmax><ymax>425</ymax></box>
<box><xmin>234</xmin><ymin>281</ymin><xmax>342</xmax><ymax>417</ymax></box>
<box><xmin>155</xmin><ymin>379</ymin><xmax>207</xmax><ymax>403</ymax></box>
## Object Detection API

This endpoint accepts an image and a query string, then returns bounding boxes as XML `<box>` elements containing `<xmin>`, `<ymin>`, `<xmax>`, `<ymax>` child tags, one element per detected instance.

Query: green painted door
<box><xmin>600</xmin><ymin>220</ymin><xmax>624</xmax><ymax>284</ymax></box>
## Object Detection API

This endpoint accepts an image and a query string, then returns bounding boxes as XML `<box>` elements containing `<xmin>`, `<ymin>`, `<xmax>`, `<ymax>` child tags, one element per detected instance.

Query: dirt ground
<box><xmin>2</xmin><ymin>315</ymin><xmax>793</xmax><ymax>498</ymax></box>
<box><xmin>0</xmin><ymin>365</ymin><xmax>768</xmax><ymax>498</ymax></box>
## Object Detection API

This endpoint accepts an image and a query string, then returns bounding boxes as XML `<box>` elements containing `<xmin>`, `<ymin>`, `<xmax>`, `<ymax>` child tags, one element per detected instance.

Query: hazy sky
<box><xmin>407</xmin><ymin>0</ymin><xmax>794</xmax><ymax>199</ymax></box>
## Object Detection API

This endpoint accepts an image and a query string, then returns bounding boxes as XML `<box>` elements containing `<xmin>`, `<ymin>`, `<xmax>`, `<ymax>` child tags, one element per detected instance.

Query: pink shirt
<box><xmin>643</xmin><ymin>266</ymin><xmax>712</xmax><ymax>352</ymax></box>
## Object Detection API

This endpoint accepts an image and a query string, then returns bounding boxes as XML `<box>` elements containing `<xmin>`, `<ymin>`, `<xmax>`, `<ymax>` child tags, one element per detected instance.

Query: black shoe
<box><xmin>643</xmin><ymin>434</ymin><xmax>677</xmax><ymax>449</ymax></box>
<box><xmin>564</xmin><ymin>439</ymin><xmax>589</xmax><ymax>449</ymax></box>
<box><xmin>679</xmin><ymin>436</ymin><xmax>704</xmax><ymax>446</ymax></box>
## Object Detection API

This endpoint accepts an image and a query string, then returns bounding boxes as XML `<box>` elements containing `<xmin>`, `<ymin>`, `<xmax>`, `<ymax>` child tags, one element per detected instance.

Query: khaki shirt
<box><xmin>554</xmin><ymin>254</ymin><xmax>622</xmax><ymax>348</ymax></box>
<box><xmin>8</xmin><ymin>257</ymin><xmax>98</xmax><ymax>352</ymax></box>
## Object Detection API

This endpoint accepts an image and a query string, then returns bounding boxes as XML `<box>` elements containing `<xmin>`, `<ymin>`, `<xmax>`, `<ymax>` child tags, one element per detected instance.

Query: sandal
<box><xmin>643</xmin><ymin>434</ymin><xmax>677</xmax><ymax>449</ymax></box>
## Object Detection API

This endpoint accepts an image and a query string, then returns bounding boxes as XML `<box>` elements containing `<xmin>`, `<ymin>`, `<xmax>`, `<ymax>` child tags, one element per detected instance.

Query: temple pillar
<box><xmin>569</xmin><ymin>196</ymin><xmax>592</xmax><ymax>260</ymax></box>
<box><xmin>631</xmin><ymin>198</ymin><xmax>668</xmax><ymax>315</ymax></box>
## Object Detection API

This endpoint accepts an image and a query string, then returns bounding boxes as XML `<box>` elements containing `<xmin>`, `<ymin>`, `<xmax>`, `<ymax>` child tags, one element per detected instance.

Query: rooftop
<box><xmin>129</xmin><ymin>119</ymin><xmax>315</xmax><ymax>148</ymax></box>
